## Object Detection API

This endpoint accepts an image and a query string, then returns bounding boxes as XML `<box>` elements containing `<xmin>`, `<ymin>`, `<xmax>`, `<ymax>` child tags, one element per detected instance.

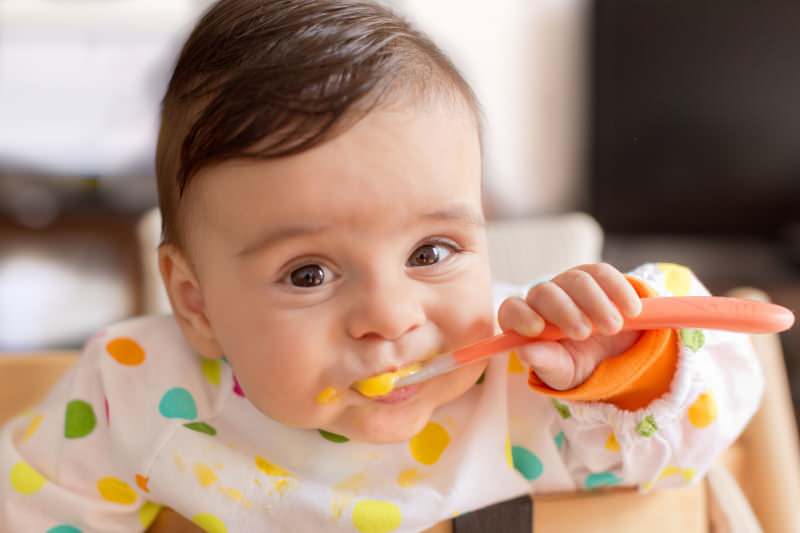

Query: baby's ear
<box><xmin>158</xmin><ymin>243</ymin><xmax>224</xmax><ymax>359</ymax></box>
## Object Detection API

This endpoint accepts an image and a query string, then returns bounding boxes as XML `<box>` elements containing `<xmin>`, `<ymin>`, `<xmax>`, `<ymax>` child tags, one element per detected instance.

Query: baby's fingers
<box><xmin>573</xmin><ymin>263</ymin><xmax>642</xmax><ymax>318</ymax></box>
<box><xmin>550</xmin><ymin>269</ymin><xmax>622</xmax><ymax>337</ymax></box>
<box><xmin>498</xmin><ymin>296</ymin><xmax>546</xmax><ymax>337</ymax></box>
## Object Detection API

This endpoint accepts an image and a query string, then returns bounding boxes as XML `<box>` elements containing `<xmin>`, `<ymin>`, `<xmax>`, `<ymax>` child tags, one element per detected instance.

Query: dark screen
<box><xmin>590</xmin><ymin>1</ymin><xmax>800</xmax><ymax>236</ymax></box>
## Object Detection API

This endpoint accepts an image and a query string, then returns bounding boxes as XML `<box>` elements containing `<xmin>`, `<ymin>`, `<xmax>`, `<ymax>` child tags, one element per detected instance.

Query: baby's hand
<box><xmin>497</xmin><ymin>263</ymin><xmax>643</xmax><ymax>390</ymax></box>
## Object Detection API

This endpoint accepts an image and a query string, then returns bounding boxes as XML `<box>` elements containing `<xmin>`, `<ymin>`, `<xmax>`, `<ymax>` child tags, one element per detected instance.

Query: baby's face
<box><xmin>184</xmin><ymin>101</ymin><xmax>494</xmax><ymax>442</ymax></box>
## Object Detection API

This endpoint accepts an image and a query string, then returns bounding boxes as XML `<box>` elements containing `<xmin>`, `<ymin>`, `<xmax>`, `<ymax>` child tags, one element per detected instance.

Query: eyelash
<box><xmin>279</xmin><ymin>238</ymin><xmax>465</xmax><ymax>288</ymax></box>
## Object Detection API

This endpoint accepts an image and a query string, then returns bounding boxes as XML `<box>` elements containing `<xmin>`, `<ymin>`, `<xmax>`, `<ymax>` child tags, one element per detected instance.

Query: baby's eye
<box><xmin>289</xmin><ymin>264</ymin><xmax>326</xmax><ymax>287</ymax></box>
<box><xmin>406</xmin><ymin>241</ymin><xmax>458</xmax><ymax>268</ymax></box>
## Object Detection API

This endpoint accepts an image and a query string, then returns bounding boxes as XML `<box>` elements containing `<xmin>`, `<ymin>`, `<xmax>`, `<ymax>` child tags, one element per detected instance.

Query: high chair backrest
<box><xmin>0</xmin><ymin>352</ymin><xmax>79</xmax><ymax>425</ymax></box>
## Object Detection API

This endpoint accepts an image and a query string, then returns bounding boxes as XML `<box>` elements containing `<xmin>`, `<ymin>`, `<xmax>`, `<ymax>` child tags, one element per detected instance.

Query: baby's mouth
<box><xmin>352</xmin><ymin>361</ymin><xmax>424</xmax><ymax>399</ymax></box>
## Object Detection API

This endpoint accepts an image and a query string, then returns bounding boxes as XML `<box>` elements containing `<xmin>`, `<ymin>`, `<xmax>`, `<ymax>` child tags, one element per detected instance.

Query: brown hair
<box><xmin>156</xmin><ymin>0</ymin><xmax>481</xmax><ymax>246</ymax></box>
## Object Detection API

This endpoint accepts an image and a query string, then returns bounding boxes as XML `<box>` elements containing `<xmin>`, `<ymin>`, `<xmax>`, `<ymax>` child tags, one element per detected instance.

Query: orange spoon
<box><xmin>391</xmin><ymin>296</ymin><xmax>795</xmax><ymax>389</ymax></box>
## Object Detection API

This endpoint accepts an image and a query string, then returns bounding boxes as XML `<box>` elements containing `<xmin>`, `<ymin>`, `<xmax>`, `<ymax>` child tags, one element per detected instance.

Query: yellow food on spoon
<box><xmin>354</xmin><ymin>362</ymin><xmax>422</xmax><ymax>398</ymax></box>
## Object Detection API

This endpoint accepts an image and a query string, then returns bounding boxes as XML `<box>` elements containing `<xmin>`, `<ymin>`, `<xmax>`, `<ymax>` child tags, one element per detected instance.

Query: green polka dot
<box><xmin>64</xmin><ymin>400</ymin><xmax>96</xmax><ymax>439</ymax></box>
<box><xmin>511</xmin><ymin>445</ymin><xmax>543</xmax><ymax>480</ymax></box>
<box><xmin>318</xmin><ymin>429</ymin><xmax>349</xmax><ymax>443</ymax></box>
<box><xmin>158</xmin><ymin>387</ymin><xmax>197</xmax><ymax>420</ymax></box>
<box><xmin>586</xmin><ymin>471</ymin><xmax>622</xmax><ymax>490</ymax></box>
<box><xmin>554</xmin><ymin>431</ymin><xmax>565</xmax><ymax>450</ymax></box>
<box><xmin>184</xmin><ymin>422</ymin><xmax>217</xmax><ymax>436</ymax></box>
<box><xmin>680</xmin><ymin>328</ymin><xmax>705</xmax><ymax>352</ymax></box>
<box><xmin>552</xmin><ymin>399</ymin><xmax>572</xmax><ymax>419</ymax></box>
<box><xmin>46</xmin><ymin>527</ymin><xmax>82</xmax><ymax>533</ymax></box>
<box><xmin>352</xmin><ymin>499</ymin><xmax>402</xmax><ymax>533</ymax></box>
<box><xmin>636</xmin><ymin>415</ymin><xmax>658</xmax><ymax>437</ymax></box>
<box><xmin>201</xmin><ymin>359</ymin><xmax>222</xmax><ymax>386</ymax></box>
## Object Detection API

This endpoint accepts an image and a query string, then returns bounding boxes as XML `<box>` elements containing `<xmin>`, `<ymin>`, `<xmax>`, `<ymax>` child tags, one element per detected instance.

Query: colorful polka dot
<box><xmin>106</xmin><ymin>337</ymin><xmax>146</xmax><ymax>366</ymax></box>
<box><xmin>511</xmin><ymin>446</ymin><xmax>543</xmax><ymax>481</ymax></box>
<box><xmin>255</xmin><ymin>455</ymin><xmax>292</xmax><ymax>477</ymax></box>
<box><xmin>505</xmin><ymin>436</ymin><xmax>513</xmax><ymax>468</ymax></box>
<box><xmin>158</xmin><ymin>387</ymin><xmax>197</xmax><ymax>420</ymax></box>
<box><xmin>135</xmin><ymin>474</ymin><xmax>150</xmax><ymax>492</ymax></box>
<box><xmin>352</xmin><ymin>499</ymin><xmax>402</xmax><ymax>533</ymax></box>
<box><xmin>688</xmin><ymin>392</ymin><xmax>717</xmax><ymax>428</ymax></box>
<box><xmin>657</xmin><ymin>263</ymin><xmax>692</xmax><ymax>296</ymax></box>
<box><xmin>9</xmin><ymin>461</ymin><xmax>46</xmax><ymax>494</ymax></box>
<box><xmin>658</xmin><ymin>465</ymin><xmax>696</xmax><ymax>482</ymax></box>
<box><xmin>585</xmin><ymin>471</ymin><xmax>622</xmax><ymax>490</ymax></box>
<box><xmin>192</xmin><ymin>512</ymin><xmax>228</xmax><ymax>533</ymax></box>
<box><xmin>319</xmin><ymin>429</ymin><xmax>349</xmax><ymax>443</ymax></box>
<box><xmin>21</xmin><ymin>413</ymin><xmax>43</xmax><ymax>442</ymax></box>
<box><xmin>64</xmin><ymin>400</ymin><xmax>96</xmax><ymax>439</ymax></box>
<box><xmin>97</xmin><ymin>477</ymin><xmax>137</xmax><ymax>505</ymax></box>
<box><xmin>138</xmin><ymin>502</ymin><xmax>162</xmax><ymax>528</ymax></box>
<box><xmin>46</xmin><ymin>526</ymin><xmax>82</xmax><ymax>533</ymax></box>
<box><xmin>184</xmin><ymin>422</ymin><xmax>217</xmax><ymax>436</ymax></box>
<box><xmin>409</xmin><ymin>422</ymin><xmax>450</xmax><ymax>465</ymax></box>
<box><xmin>397</xmin><ymin>468</ymin><xmax>423</xmax><ymax>488</ymax></box>
<box><xmin>507</xmin><ymin>350</ymin><xmax>525</xmax><ymax>374</ymax></box>
<box><xmin>194</xmin><ymin>463</ymin><xmax>217</xmax><ymax>487</ymax></box>
<box><xmin>552</xmin><ymin>399</ymin><xmax>572</xmax><ymax>419</ymax></box>
<box><xmin>680</xmin><ymin>328</ymin><xmax>705</xmax><ymax>352</ymax></box>
<box><xmin>605</xmin><ymin>432</ymin><xmax>620</xmax><ymax>452</ymax></box>
<box><xmin>201</xmin><ymin>359</ymin><xmax>222</xmax><ymax>386</ymax></box>
<box><xmin>636</xmin><ymin>415</ymin><xmax>658</xmax><ymax>437</ymax></box>
<box><xmin>554</xmin><ymin>431</ymin><xmax>565</xmax><ymax>450</ymax></box>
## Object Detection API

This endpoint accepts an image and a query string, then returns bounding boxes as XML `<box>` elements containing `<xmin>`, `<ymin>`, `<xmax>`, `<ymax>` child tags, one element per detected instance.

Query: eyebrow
<box><xmin>236</xmin><ymin>204</ymin><xmax>486</xmax><ymax>258</ymax></box>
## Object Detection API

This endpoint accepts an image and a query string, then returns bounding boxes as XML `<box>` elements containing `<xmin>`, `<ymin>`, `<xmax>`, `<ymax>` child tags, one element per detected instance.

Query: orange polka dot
<box><xmin>97</xmin><ymin>477</ymin><xmax>138</xmax><ymax>505</ymax></box>
<box><xmin>106</xmin><ymin>338</ymin><xmax>146</xmax><ymax>366</ymax></box>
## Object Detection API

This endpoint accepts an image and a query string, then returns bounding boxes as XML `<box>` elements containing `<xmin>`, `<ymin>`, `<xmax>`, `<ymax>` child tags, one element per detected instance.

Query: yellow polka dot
<box><xmin>218</xmin><ymin>485</ymin><xmax>246</xmax><ymax>504</ymax></box>
<box><xmin>505</xmin><ymin>436</ymin><xmax>513</xmax><ymax>468</ymax></box>
<box><xmin>106</xmin><ymin>337</ymin><xmax>146</xmax><ymax>366</ymax></box>
<box><xmin>605</xmin><ymin>432</ymin><xmax>621</xmax><ymax>452</ymax></box>
<box><xmin>688</xmin><ymin>392</ymin><xmax>718</xmax><ymax>428</ymax></box>
<box><xmin>657</xmin><ymin>263</ymin><xmax>692</xmax><ymax>296</ymax></box>
<box><xmin>255</xmin><ymin>455</ymin><xmax>292</xmax><ymax>477</ymax></box>
<box><xmin>139</xmin><ymin>502</ymin><xmax>162</xmax><ymax>528</ymax></box>
<box><xmin>97</xmin><ymin>476</ymin><xmax>138</xmax><ymax>505</ymax></box>
<box><xmin>658</xmin><ymin>466</ymin><xmax>696</xmax><ymax>482</ymax></box>
<box><xmin>201</xmin><ymin>359</ymin><xmax>222</xmax><ymax>386</ymax></box>
<box><xmin>192</xmin><ymin>512</ymin><xmax>228</xmax><ymax>533</ymax></box>
<box><xmin>315</xmin><ymin>387</ymin><xmax>340</xmax><ymax>405</ymax></box>
<box><xmin>507</xmin><ymin>350</ymin><xmax>525</xmax><ymax>374</ymax></box>
<box><xmin>194</xmin><ymin>463</ymin><xmax>217</xmax><ymax>487</ymax></box>
<box><xmin>21</xmin><ymin>414</ymin><xmax>43</xmax><ymax>443</ymax></box>
<box><xmin>272</xmin><ymin>478</ymin><xmax>292</xmax><ymax>496</ymax></box>
<box><xmin>9</xmin><ymin>461</ymin><xmax>46</xmax><ymax>494</ymax></box>
<box><xmin>352</xmin><ymin>499</ymin><xmax>402</xmax><ymax>533</ymax></box>
<box><xmin>409</xmin><ymin>422</ymin><xmax>451</xmax><ymax>465</ymax></box>
<box><xmin>397</xmin><ymin>468</ymin><xmax>423</xmax><ymax>488</ymax></box>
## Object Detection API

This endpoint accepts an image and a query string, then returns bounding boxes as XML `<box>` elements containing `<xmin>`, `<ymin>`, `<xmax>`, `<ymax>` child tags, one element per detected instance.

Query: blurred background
<box><xmin>1</xmin><ymin>1</ymin><xmax>798</xmax><ymax>417</ymax></box>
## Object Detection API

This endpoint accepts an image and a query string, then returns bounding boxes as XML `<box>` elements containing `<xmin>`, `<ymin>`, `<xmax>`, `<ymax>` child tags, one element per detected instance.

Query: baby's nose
<box><xmin>345</xmin><ymin>279</ymin><xmax>426</xmax><ymax>341</ymax></box>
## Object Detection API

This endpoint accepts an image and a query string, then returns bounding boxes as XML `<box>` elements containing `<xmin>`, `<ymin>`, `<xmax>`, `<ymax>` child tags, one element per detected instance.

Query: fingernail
<box><xmin>519</xmin><ymin>321</ymin><xmax>543</xmax><ymax>337</ymax></box>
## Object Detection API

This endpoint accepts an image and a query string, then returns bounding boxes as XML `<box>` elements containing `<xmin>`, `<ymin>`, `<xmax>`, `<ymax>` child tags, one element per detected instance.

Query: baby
<box><xmin>0</xmin><ymin>1</ymin><xmax>762</xmax><ymax>532</ymax></box>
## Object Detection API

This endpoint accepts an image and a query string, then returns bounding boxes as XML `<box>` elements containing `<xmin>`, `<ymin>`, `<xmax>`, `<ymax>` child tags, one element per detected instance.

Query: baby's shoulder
<box><xmin>84</xmin><ymin>315</ymin><xmax>230</xmax><ymax>439</ymax></box>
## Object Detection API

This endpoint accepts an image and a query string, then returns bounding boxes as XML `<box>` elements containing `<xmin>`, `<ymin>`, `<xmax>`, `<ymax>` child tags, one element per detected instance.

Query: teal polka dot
<box><xmin>554</xmin><ymin>431</ymin><xmax>565</xmax><ymax>450</ymax></box>
<box><xmin>318</xmin><ymin>429</ymin><xmax>349</xmax><ymax>443</ymax></box>
<box><xmin>511</xmin><ymin>445</ymin><xmax>543</xmax><ymax>481</ymax></box>
<box><xmin>585</xmin><ymin>471</ymin><xmax>622</xmax><ymax>490</ymax></box>
<box><xmin>158</xmin><ymin>387</ymin><xmax>197</xmax><ymax>420</ymax></box>
<box><xmin>184</xmin><ymin>422</ymin><xmax>216</xmax><ymax>436</ymax></box>
<box><xmin>64</xmin><ymin>400</ymin><xmax>96</xmax><ymax>439</ymax></box>
<box><xmin>47</xmin><ymin>526</ymin><xmax>82</xmax><ymax>533</ymax></box>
